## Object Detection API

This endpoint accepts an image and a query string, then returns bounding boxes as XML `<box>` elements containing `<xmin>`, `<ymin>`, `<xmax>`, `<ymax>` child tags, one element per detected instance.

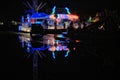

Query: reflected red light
<box><xmin>75</xmin><ymin>40</ymin><xmax>80</xmax><ymax>43</ymax></box>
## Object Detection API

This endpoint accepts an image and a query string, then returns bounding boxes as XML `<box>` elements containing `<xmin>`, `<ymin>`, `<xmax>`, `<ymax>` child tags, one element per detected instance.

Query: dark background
<box><xmin>0</xmin><ymin>0</ymin><xmax>119</xmax><ymax>20</ymax></box>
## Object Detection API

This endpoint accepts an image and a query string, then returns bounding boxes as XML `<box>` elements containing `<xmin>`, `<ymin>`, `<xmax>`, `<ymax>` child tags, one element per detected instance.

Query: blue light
<box><xmin>27</xmin><ymin>47</ymin><xmax>31</xmax><ymax>53</ymax></box>
<box><xmin>52</xmin><ymin>6</ymin><xmax>56</xmax><ymax>14</ymax></box>
<box><xmin>56</xmin><ymin>46</ymin><xmax>60</xmax><ymax>51</ymax></box>
<box><xmin>57</xmin><ymin>34</ymin><xmax>65</xmax><ymax>38</ymax></box>
<box><xmin>64</xmin><ymin>50</ymin><xmax>70</xmax><ymax>57</ymax></box>
<box><xmin>18</xmin><ymin>25</ymin><xmax>22</xmax><ymax>31</ymax></box>
<box><xmin>30</xmin><ymin>12</ymin><xmax>48</xmax><ymax>18</ymax></box>
<box><xmin>32</xmin><ymin>46</ymin><xmax>48</xmax><ymax>51</ymax></box>
<box><xmin>22</xmin><ymin>41</ymin><xmax>24</xmax><ymax>48</ymax></box>
<box><xmin>52</xmin><ymin>51</ymin><xmax>56</xmax><ymax>59</ymax></box>
<box><xmin>35</xmin><ymin>21</ymin><xmax>41</xmax><ymax>24</ymax></box>
<box><xmin>65</xmin><ymin>7</ymin><xmax>71</xmax><ymax>14</ymax></box>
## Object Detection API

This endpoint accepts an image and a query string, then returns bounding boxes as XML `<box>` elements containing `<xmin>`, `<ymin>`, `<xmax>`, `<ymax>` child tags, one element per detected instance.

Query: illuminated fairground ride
<box><xmin>47</xmin><ymin>6</ymin><xmax>79</xmax><ymax>30</ymax></box>
<box><xmin>18</xmin><ymin>0</ymin><xmax>79</xmax><ymax>33</ymax></box>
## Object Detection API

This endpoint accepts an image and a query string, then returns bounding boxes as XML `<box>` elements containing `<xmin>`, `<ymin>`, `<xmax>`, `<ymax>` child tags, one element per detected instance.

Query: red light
<box><xmin>30</xmin><ymin>19</ymin><xmax>36</xmax><ymax>23</ymax></box>
<box><xmin>68</xmin><ymin>14</ymin><xmax>79</xmax><ymax>21</ymax></box>
<box><xmin>75</xmin><ymin>40</ymin><xmax>80</xmax><ymax>43</ymax></box>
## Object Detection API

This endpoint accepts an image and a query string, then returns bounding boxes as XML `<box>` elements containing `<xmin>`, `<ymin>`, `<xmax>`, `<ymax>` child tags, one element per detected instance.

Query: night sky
<box><xmin>0</xmin><ymin>0</ymin><xmax>119</xmax><ymax>20</ymax></box>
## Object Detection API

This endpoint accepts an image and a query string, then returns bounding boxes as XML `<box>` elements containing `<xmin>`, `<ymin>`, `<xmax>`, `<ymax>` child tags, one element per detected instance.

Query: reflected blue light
<box><xmin>18</xmin><ymin>33</ymin><xmax>71</xmax><ymax>59</ymax></box>
<box><xmin>32</xmin><ymin>46</ymin><xmax>50</xmax><ymax>51</ymax></box>
<box><xmin>56</xmin><ymin>46</ymin><xmax>60</xmax><ymax>51</ymax></box>
<box><xmin>22</xmin><ymin>41</ymin><xmax>24</xmax><ymax>48</ymax></box>
<box><xmin>27</xmin><ymin>47</ymin><xmax>31</xmax><ymax>53</ymax></box>
<box><xmin>56</xmin><ymin>34</ymin><xmax>65</xmax><ymax>38</ymax></box>
<box><xmin>18</xmin><ymin>26</ymin><xmax>22</xmax><ymax>31</ymax></box>
<box><xmin>52</xmin><ymin>51</ymin><xmax>56</xmax><ymax>59</ymax></box>
<box><xmin>64</xmin><ymin>50</ymin><xmax>70</xmax><ymax>57</ymax></box>
<box><xmin>27</xmin><ymin>42</ymin><xmax>31</xmax><ymax>47</ymax></box>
